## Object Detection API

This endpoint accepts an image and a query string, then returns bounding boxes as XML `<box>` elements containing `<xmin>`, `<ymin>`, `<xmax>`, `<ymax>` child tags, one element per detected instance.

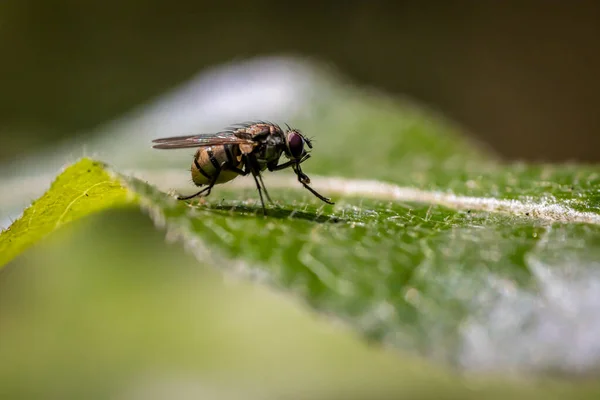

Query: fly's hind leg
<box><xmin>178</xmin><ymin>169</ymin><xmax>221</xmax><ymax>201</ymax></box>
<box><xmin>177</xmin><ymin>173</ymin><xmax>219</xmax><ymax>200</ymax></box>
<box><xmin>177</xmin><ymin>188</ymin><xmax>209</xmax><ymax>200</ymax></box>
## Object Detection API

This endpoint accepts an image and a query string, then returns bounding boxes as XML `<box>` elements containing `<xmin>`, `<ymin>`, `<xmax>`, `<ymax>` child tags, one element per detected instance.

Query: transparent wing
<box><xmin>152</xmin><ymin>132</ymin><xmax>255</xmax><ymax>149</ymax></box>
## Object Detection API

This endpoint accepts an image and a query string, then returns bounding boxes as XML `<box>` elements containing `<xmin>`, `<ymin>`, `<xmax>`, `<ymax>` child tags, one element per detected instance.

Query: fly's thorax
<box><xmin>191</xmin><ymin>145</ymin><xmax>243</xmax><ymax>186</ymax></box>
<box><xmin>254</xmin><ymin>142</ymin><xmax>284</xmax><ymax>170</ymax></box>
<box><xmin>245</xmin><ymin>123</ymin><xmax>284</xmax><ymax>137</ymax></box>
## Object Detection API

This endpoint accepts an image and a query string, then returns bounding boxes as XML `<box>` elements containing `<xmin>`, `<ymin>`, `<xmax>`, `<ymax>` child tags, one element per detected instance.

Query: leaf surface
<box><xmin>0</xmin><ymin>159</ymin><xmax>132</xmax><ymax>267</ymax></box>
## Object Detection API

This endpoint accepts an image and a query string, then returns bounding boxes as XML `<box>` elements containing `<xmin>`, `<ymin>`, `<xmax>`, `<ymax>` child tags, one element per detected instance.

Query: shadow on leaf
<box><xmin>205</xmin><ymin>203</ymin><xmax>344</xmax><ymax>224</ymax></box>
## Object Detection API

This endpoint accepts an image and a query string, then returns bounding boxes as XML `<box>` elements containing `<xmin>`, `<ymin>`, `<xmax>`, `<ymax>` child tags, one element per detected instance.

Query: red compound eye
<box><xmin>287</xmin><ymin>132</ymin><xmax>303</xmax><ymax>158</ymax></box>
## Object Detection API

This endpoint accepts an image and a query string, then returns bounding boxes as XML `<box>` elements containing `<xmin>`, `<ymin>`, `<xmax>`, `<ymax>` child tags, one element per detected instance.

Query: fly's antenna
<box><xmin>299</xmin><ymin>132</ymin><xmax>313</xmax><ymax>148</ymax></box>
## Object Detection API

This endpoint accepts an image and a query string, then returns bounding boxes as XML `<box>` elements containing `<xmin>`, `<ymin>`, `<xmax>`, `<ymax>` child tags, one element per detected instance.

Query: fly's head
<box><xmin>283</xmin><ymin>126</ymin><xmax>313</xmax><ymax>184</ymax></box>
<box><xmin>284</xmin><ymin>128</ymin><xmax>312</xmax><ymax>162</ymax></box>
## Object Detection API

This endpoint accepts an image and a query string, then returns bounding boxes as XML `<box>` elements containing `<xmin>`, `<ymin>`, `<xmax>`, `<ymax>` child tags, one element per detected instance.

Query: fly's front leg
<box><xmin>292</xmin><ymin>164</ymin><xmax>334</xmax><ymax>205</ymax></box>
<box><xmin>267</xmin><ymin>153</ymin><xmax>311</xmax><ymax>172</ymax></box>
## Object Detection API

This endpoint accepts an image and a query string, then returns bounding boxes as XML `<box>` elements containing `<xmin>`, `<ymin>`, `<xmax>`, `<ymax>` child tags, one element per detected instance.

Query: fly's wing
<box><xmin>152</xmin><ymin>131</ymin><xmax>255</xmax><ymax>149</ymax></box>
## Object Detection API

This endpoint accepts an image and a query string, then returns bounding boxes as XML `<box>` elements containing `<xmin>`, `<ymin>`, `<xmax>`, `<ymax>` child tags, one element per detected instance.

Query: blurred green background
<box><xmin>2</xmin><ymin>2</ymin><xmax>600</xmax><ymax>399</ymax></box>
<box><xmin>2</xmin><ymin>1</ymin><xmax>600</xmax><ymax>162</ymax></box>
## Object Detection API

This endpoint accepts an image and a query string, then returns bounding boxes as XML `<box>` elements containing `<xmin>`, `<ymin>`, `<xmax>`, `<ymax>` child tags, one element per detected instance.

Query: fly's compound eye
<box><xmin>287</xmin><ymin>131</ymin><xmax>304</xmax><ymax>159</ymax></box>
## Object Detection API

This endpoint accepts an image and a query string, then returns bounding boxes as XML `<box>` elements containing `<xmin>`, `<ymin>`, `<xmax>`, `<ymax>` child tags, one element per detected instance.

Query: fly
<box><xmin>152</xmin><ymin>121</ymin><xmax>334</xmax><ymax>215</ymax></box>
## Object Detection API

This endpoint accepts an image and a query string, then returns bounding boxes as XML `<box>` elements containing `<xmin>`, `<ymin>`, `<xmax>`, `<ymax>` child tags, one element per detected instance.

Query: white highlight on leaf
<box><xmin>459</xmin><ymin>258</ymin><xmax>600</xmax><ymax>374</ymax></box>
<box><xmin>458</xmin><ymin>224</ymin><xmax>600</xmax><ymax>374</ymax></box>
<box><xmin>131</xmin><ymin>168</ymin><xmax>600</xmax><ymax>225</ymax></box>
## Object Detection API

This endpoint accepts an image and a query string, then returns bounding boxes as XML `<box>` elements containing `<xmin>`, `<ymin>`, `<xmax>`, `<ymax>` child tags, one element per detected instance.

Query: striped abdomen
<box><xmin>191</xmin><ymin>145</ymin><xmax>243</xmax><ymax>186</ymax></box>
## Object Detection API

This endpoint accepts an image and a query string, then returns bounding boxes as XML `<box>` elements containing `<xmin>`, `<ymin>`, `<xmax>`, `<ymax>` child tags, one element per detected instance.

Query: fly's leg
<box><xmin>267</xmin><ymin>154</ymin><xmax>332</xmax><ymax>204</ymax></box>
<box><xmin>180</xmin><ymin>152</ymin><xmax>249</xmax><ymax>201</ymax></box>
<box><xmin>223</xmin><ymin>145</ymin><xmax>249</xmax><ymax>176</ymax></box>
<box><xmin>177</xmin><ymin>173</ymin><xmax>219</xmax><ymax>200</ymax></box>
<box><xmin>267</xmin><ymin>153</ymin><xmax>311</xmax><ymax>172</ymax></box>
<box><xmin>249</xmin><ymin>155</ymin><xmax>274</xmax><ymax>204</ymax></box>
<box><xmin>299</xmin><ymin>180</ymin><xmax>334</xmax><ymax>204</ymax></box>
<box><xmin>201</xmin><ymin>158</ymin><xmax>248</xmax><ymax>196</ymax></box>
<box><xmin>177</xmin><ymin>186</ymin><xmax>211</xmax><ymax>200</ymax></box>
<box><xmin>293</xmin><ymin>164</ymin><xmax>334</xmax><ymax>205</ymax></box>
<box><xmin>228</xmin><ymin>165</ymin><xmax>248</xmax><ymax>176</ymax></box>
<box><xmin>244</xmin><ymin>155</ymin><xmax>268</xmax><ymax>215</ymax></box>
<box><xmin>178</xmin><ymin>164</ymin><xmax>221</xmax><ymax>201</ymax></box>
<box><xmin>257</xmin><ymin>173</ymin><xmax>273</xmax><ymax>204</ymax></box>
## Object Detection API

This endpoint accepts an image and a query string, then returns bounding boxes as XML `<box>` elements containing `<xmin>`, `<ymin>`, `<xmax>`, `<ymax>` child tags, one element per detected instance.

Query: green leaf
<box><xmin>3</xmin><ymin>80</ymin><xmax>600</xmax><ymax>380</ymax></box>
<box><xmin>0</xmin><ymin>159</ymin><xmax>133</xmax><ymax>267</ymax></box>
<box><xmin>119</xmin><ymin>168</ymin><xmax>600</xmax><ymax>373</ymax></box>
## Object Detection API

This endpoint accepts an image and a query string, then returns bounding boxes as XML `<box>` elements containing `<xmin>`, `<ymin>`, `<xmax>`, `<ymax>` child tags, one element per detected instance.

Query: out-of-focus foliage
<box><xmin>3</xmin><ymin>2</ymin><xmax>600</xmax><ymax>163</ymax></box>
